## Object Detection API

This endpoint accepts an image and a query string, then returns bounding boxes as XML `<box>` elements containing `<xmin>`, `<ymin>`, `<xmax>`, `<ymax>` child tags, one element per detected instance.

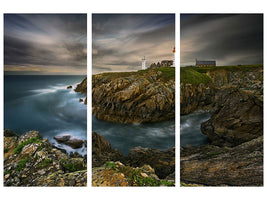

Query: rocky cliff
<box><xmin>180</xmin><ymin>65</ymin><xmax>263</xmax><ymax>186</ymax></box>
<box><xmin>75</xmin><ymin>77</ymin><xmax>87</xmax><ymax>104</ymax></box>
<box><xmin>4</xmin><ymin>130</ymin><xmax>87</xmax><ymax>186</ymax></box>
<box><xmin>92</xmin><ymin>67</ymin><xmax>175</xmax><ymax>123</ymax></box>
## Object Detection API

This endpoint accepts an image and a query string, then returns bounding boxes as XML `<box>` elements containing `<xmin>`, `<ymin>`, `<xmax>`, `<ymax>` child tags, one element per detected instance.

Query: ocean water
<box><xmin>4</xmin><ymin>75</ymin><xmax>87</xmax><ymax>155</ymax></box>
<box><xmin>180</xmin><ymin>111</ymin><xmax>210</xmax><ymax>147</ymax></box>
<box><xmin>92</xmin><ymin>115</ymin><xmax>175</xmax><ymax>155</ymax></box>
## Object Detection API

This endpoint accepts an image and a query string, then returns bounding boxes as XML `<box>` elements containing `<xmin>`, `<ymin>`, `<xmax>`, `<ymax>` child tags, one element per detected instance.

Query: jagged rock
<box><xmin>4</xmin><ymin>129</ymin><xmax>18</xmax><ymax>137</ymax></box>
<box><xmin>92</xmin><ymin>132</ymin><xmax>122</xmax><ymax>167</ymax></box>
<box><xmin>92</xmin><ymin>132</ymin><xmax>175</xmax><ymax>180</ymax></box>
<box><xmin>75</xmin><ymin>77</ymin><xmax>87</xmax><ymax>93</ymax></box>
<box><xmin>67</xmin><ymin>85</ymin><xmax>72</xmax><ymax>89</ymax></box>
<box><xmin>201</xmin><ymin>87</ymin><xmax>263</xmax><ymax>147</ymax></box>
<box><xmin>180</xmin><ymin>136</ymin><xmax>263</xmax><ymax>186</ymax></box>
<box><xmin>92</xmin><ymin>68</ymin><xmax>175</xmax><ymax>123</ymax></box>
<box><xmin>124</xmin><ymin>146</ymin><xmax>175</xmax><ymax>179</ymax></box>
<box><xmin>4</xmin><ymin>131</ymin><xmax>87</xmax><ymax>186</ymax></box>
<box><xmin>79</xmin><ymin>98</ymin><xmax>83</xmax><ymax>102</ymax></box>
<box><xmin>92</xmin><ymin>161</ymin><xmax>173</xmax><ymax>186</ymax></box>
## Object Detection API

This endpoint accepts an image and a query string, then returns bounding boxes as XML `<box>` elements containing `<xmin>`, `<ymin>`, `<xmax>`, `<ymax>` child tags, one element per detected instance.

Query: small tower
<box><xmin>142</xmin><ymin>56</ymin><xmax>146</xmax><ymax>70</ymax></box>
<box><xmin>172</xmin><ymin>46</ymin><xmax>175</xmax><ymax>67</ymax></box>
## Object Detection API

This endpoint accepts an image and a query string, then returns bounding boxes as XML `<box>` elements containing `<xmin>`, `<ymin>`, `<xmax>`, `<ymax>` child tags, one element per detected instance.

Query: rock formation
<box><xmin>4</xmin><ymin>130</ymin><xmax>87</xmax><ymax>186</ymax></box>
<box><xmin>92</xmin><ymin>132</ymin><xmax>175</xmax><ymax>185</ymax></box>
<box><xmin>180</xmin><ymin>65</ymin><xmax>263</xmax><ymax>186</ymax></box>
<box><xmin>75</xmin><ymin>77</ymin><xmax>87</xmax><ymax>105</ymax></box>
<box><xmin>92</xmin><ymin>67</ymin><xmax>175</xmax><ymax>123</ymax></box>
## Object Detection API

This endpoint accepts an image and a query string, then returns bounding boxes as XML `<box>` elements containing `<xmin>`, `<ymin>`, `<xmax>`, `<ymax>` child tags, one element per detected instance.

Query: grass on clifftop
<box><xmin>180</xmin><ymin>67</ymin><xmax>211</xmax><ymax>85</ymax></box>
<box><xmin>192</xmin><ymin>64</ymin><xmax>263</xmax><ymax>73</ymax></box>
<box><xmin>94</xmin><ymin>67</ymin><xmax>175</xmax><ymax>82</ymax></box>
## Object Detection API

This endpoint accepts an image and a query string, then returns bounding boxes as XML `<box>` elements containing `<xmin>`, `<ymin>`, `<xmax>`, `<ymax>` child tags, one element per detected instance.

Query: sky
<box><xmin>180</xmin><ymin>14</ymin><xmax>263</xmax><ymax>66</ymax></box>
<box><xmin>4</xmin><ymin>14</ymin><xmax>87</xmax><ymax>75</ymax></box>
<box><xmin>92</xmin><ymin>14</ymin><xmax>175</xmax><ymax>74</ymax></box>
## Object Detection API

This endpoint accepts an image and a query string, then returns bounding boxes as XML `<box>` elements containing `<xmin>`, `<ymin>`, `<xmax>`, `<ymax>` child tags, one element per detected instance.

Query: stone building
<box><xmin>195</xmin><ymin>59</ymin><xmax>216</xmax><ymax>67</ymax></box>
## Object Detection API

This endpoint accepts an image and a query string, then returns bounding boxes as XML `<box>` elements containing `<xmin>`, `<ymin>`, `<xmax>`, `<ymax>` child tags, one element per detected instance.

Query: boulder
<box><xmin>67</xmin><ymin>85</ymin><xmax>72</xmax><ymax>89</ymax></box>
<box><xmin>54</xmin><ymin>135</ymin><xmax>71</xmax><ymax>143</ymax></box>
<box><xmin>54</xmin><ymin>134</ymin><xmax>84</xmax><ymax>149</ymax></box>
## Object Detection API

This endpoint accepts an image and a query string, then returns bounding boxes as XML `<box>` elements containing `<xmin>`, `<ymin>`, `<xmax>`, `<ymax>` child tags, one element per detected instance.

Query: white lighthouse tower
<box><xmin>172</xmin><ymin>46</ymin><xmax>175</xmax><ymax>67</ymax></box>
<box><xmin>142</xmin><ymin>56</ymin><xmax>146</xmax><ymax>70</ymax></box>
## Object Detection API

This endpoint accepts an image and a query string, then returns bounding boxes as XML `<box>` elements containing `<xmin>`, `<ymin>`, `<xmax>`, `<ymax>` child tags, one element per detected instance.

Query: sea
<box><xmin>92</xmin><ymin>116</ymin><xmax>175</xmax><ymax>155</ymax></box>
<box><xmin>180</xmin><ymin>111</ymin><xmax>210</xmax><ymax>147</ymax></box>
<box><xmin>4</xmin><ymin>75</ymin><xmax>87</xmax><ymax>155</ymax></box>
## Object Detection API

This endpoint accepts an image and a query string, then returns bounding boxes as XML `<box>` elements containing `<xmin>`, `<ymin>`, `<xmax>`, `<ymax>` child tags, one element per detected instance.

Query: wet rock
<box><xmin>65</xmin><ymin>139</ymin><xmax>84</xmax><ymax>149</ymax></box>
<box><xmin>67</xmin><ymin>85</ymin><xmax>72</xmax><ymax>89</ymax></box>
<box><xmin>79</xmin><ymin>98</ymin><xmax>83</xmax><ymax>102</ymax></box>
<box><xmin>75</xmin><ymin>77</ymin><xmax>87</xmax><ymax>94</ymax></box>
<box><xmin>54</xmin><ymin>135</ymin><xmax>71</xmax><ymax>143</ymax></box>
<box><xmin>4</xmin><ymin>129</ymin><xmax>18</xmax><ymax>137</ymax></box>
<box><xmin>54</xmin><ymin>134</ymin><xmax>84</xmax><ymax>149</ymax></box>
<box><xmin>92</xmin><ymin>132</ymin><xmax>123</xmax><ymax>167</ymax></box>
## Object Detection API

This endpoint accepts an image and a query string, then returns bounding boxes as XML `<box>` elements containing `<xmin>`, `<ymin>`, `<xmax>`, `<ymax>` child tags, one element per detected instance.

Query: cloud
<box><xmin>4</xmin><ymin>14</ymin><xmax>87</xmax><ymax>75</ymax></box>
<box><xmin>92</xmin><ymin>14</ymin><xmax>175</xmax><ymax>74</ymax></box>
<box><xmin>180</xmin><ymin>14</ymin><xmax>263</xmax><ymax>66</ymax></box>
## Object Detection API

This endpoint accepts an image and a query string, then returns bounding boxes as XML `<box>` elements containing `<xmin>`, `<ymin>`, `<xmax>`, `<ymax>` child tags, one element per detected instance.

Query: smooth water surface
<box><xmin>180</xmin><ymin>111</ymin><xmax>210</xmax><ymax>147</ymax></box>
<box><xmin>4</xmin><ymin>75</ymin><xmax>87</xmax><ymax>155</ymax></box>
<box><xmin>92</xmin><ymin>115</ymin><xmax>175</xmax><ymax>155</ymax></box>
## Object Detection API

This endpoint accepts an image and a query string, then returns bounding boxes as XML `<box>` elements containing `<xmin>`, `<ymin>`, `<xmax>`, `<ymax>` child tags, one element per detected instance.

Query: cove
<box><xmin>180</xmin><ymin>111</ymin><xmax>210</xmax><ymax>147</ymax></box>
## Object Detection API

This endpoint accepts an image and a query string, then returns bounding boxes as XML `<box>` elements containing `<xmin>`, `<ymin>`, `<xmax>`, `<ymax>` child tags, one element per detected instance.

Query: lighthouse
<box><xmin>172</xmin><ymin>46</ymin><xmax>175</xmax><ymax>67</ymax></box>
<box><xmin>142</xmin><ymin>56</ymin><xmax>146</xmax><ymax>70</ymax></box>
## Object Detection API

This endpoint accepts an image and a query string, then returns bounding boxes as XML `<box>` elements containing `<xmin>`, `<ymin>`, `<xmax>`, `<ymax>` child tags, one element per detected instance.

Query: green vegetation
<box><xmin>113</xmin><ymin>166</ymin><xmax>174</xmax><ymax>186</ymax></box>
<box><xmin>16</xmin><ymin>159</ymin><xmax>29</xmax><ymax>171</ymax></box>
<box><xmin>4</xmin><ymin>170</ymin><xmax>12</xmax><ymax>175</ymax></box>
<box><xmin>154</xmin><ymin>67</ymin><xmax>175</xmax><ymax>82</ymax></box>
<box><xmin>193</xmin><ymin>64</ymin><xmax>263</xmax><ymax>73</ymax></box>
<box><xmin>127</xmin><ymin>168</ymin><xmax>174</xmax><ymax>186</ymax></box>
<box><xmin>207</xmin><ymin>151</ymin><xmax>220</xmax><ymax>157</ymax></box>
<box><xmin>63</xmin><ymin>162</ymin><xmax>86</xmax><ymax>172</ymax></box>
<box><xmin>180</xmin><ymin>67</ymin><xmax>211</xmax><ymax>85</ymax></box>
<box><xmin>104</xmin><ymin>161</ymin><xmax>116</xmax><ymax>170</ymax></box>
<box><xmin>38</xmin><ymin>159</ymin><xmax>52</xmax><ymax>168</ymax></box>
<box><xmin>94</xmin><ymin>67</ymin><xmax>175</xmax><ymax>83</ymax></box>
<box><xmin>14</xmin><ymin>137</ymin><xmax>42</xmax><ymax>154</ymax></box>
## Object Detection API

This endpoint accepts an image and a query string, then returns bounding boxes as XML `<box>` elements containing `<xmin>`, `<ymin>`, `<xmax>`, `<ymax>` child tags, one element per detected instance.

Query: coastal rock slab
<box><xmin>180</xmin><ymin>136</ymin><xmax>263</xmax><ymax>186</ymax></box>
<box><xmin>54</xmin><ymin>134</ymin><xmax>84</xmax><ymax>149</ymax></box>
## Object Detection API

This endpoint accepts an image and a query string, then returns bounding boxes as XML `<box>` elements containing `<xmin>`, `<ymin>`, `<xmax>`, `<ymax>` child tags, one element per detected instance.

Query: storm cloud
<box><xmin>92</xmin><ymin>14</ymin><xmax>175</xmax><ymax>74</ymax></box>
<box><xmin>4</xmin><ymin>14</ymin><xmax>86</xmax><ymax>75</ymax></box>
<box><xmin>180</xmin><ymin>14</ymin><xmax>263</xmax><ymax>66</ymax></box>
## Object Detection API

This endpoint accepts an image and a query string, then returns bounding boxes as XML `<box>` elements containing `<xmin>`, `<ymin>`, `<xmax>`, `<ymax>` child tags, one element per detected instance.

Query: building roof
<box><xmin>196</xmin><ymin>60</ymin><xmax>216</xmax><ymax>65</ymax></box>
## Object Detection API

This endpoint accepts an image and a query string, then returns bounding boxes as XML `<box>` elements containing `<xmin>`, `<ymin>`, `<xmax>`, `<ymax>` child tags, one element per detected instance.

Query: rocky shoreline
<box><xmin>4</xmin><ymin>78</ymin><xmax>88</xmax><ymax>186</ymax></box>
<box><xmin>92</xmin><ymin>132</ymin><xmax>175</xmax><ymax>186</ymax></box>
<box><xmin>180</xmin><ymin>65</ymin><xmax>263</xmax><ymax>186</ymax></box>
<box><xmin>4</xmin><ymin>130</ymin><xmax>87</xmax><ymax>186</ymax></box>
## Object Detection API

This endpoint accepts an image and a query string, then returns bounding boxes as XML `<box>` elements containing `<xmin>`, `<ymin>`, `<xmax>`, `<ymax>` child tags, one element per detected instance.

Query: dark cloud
<box><xmin>92</xmin><ymin>14</ymin><xmax>175</xmax><ymax>74</ymax></box>
<box><xmin>181</xmin><ymin>14</ymin><xmax>263</xmax><ymax>66</ymax></box>
<box><xmin>4</xmin><ymin>14</ymin><xmax>87</xmax><ymax>75</ymax></box>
